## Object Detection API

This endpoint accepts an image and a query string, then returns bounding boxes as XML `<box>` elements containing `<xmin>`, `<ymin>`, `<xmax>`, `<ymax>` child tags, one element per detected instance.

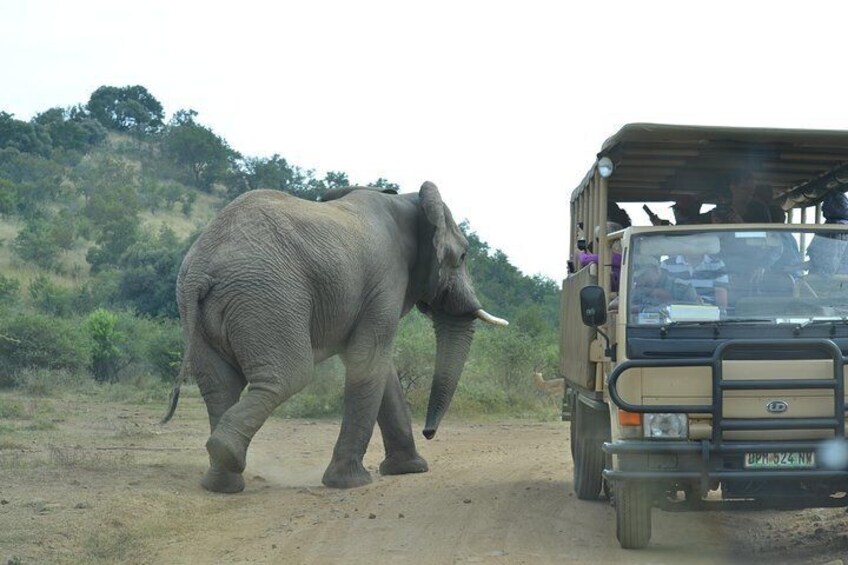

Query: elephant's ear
<box><xmin>419</xmin><ymin>181</ymin><xmax>448</xmax><ymax>265</ymax></box>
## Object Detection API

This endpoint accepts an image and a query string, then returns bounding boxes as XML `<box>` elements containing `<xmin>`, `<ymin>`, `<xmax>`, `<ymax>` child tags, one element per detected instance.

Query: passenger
<box><xmin>608</xmin><ymin>201</ymin><xmax>632</xmax><ymax>228</ymax></box>
<box><xmin>672</xmin><ymin>195</ymin><xmax>710</xmax><ymax>225</ymax></box>
<box><xmin>807</xmin><ymin>191</ymin><xmax>848</xmax><ymax>276</ymax></box>
<box><xmin>720</xmin><ymin>171</ymin><xmax>771</xmax><ymax>223</ymax></box>
<box><xmin>577</xmin><ymin>222</ymin><xmax>623</xmax><ymax>291</ymax></box>
<box><xmin>661</xmin><ymin>253</ymin><xmax>729</xmax><ymax>312</ymax></box>
<box><xmin>705</xmin><ymin>172</ymin><xmax>771</xmax><ymax>224</ymax></box>
<box><xmin>630</xmin><ymin>255</ymin><xmax>699</xmax><ymax>311</ymax></box>
<box><xmin>753</xmin><ymin>184</ymin><xmax>786</xmax><ymax>223</ymax></box>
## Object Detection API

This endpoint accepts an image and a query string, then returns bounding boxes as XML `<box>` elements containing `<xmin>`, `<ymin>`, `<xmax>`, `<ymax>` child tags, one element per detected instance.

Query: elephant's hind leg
<box><xmin>190</xmin><ymin>337</ymin><xmax>247</xmax><ymax>493</ymax></box>
<box><xmin>207</xmin><ymin>325</ymin><xmax>314</xmax><ymax>481</ymax></box>
<box><xmin>378</xmin><ymin>368</ymin><xmax>428</xmax><ymax>476</ymax></box>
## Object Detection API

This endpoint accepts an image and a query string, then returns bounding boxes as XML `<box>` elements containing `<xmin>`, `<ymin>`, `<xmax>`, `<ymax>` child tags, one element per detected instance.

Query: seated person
<box><xmin>576</xmin><ymin>222</ymin><xmax>623</xmax><ymax>291</ymax></box>
<box><xmin>630</xmin><ymin>255</ymin><xmax>699</xmax><ymax>311</ymax></box>
<box><xmin>808</xmin><ymin>191</ymin><xmax>848</xmax><ymax>276</ymax></box>
<box><xmin>671</xmin><ymin>195</ymin><xmax>705</xmax><ymax>225</ymax></box>
<box><xmin>661</xmin><ymin>253</ymin><xmax>729</xmax><ymax>312</ymax></box>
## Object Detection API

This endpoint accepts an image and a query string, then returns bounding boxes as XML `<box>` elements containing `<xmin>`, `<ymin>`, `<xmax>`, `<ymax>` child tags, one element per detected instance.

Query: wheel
<box><xmin>615</xmin><ymin>482</ymin><xmax>652</xmax><ymax>549</ymax></box>
<box><xmin>572</xmin><ymin>398</ymin><xmax>606</xmax><ymax>500</ymax></box>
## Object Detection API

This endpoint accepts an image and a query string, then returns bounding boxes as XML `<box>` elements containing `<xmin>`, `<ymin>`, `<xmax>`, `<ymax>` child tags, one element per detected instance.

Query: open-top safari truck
<box><xmin>561</xmin><ymin>124</ymin><xmax>848</xmax><ymax>548</ymax></box>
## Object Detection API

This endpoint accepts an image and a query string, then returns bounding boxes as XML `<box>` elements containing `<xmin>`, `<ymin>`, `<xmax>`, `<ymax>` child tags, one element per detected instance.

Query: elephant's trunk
<box><xmin>422</xmin><ymin>314</ymin><xmax>476</xmax><ymax>440</ymax></box>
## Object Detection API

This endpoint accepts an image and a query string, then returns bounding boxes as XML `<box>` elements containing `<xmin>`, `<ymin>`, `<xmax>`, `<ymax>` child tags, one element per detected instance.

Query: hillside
<box><xmin>0</xmin><ymin>84</ymin><xmax>561</xmax><ymax>417</ymax></box>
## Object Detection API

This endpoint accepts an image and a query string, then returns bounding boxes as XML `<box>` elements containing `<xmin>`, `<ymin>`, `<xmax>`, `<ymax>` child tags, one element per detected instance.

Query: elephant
<box><xmin>161</xmin><ymin>182</ymin><xmax>507</xmax><ymax>493</ymax></box>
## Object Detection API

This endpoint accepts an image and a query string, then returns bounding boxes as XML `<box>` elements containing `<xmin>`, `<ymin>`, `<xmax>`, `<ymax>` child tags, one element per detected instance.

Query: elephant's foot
<box><xmin>379</xmin><ymin>453</ymin><xmax>429</xmax><ymax>476</ymax></box>
<box><xmin>201</xmin><ymin>466</ymin><xmax>245</xmax><ymax>494</ymax></box>
<box><xmin>322</xmin><ymin>458</ymin><xmax>372</xmax><ymax>489</ymax></box>
<box><xmin>206</xmin><ymin>431</ymin><xmax>247</xmax><ymax>474</ymax></box>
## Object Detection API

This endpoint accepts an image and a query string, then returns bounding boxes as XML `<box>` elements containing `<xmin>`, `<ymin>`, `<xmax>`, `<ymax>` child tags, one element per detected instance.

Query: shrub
<box><xmin>116</xmin><ymin>226</ymin><xmax>186</xmax><ymax>318</ymax></box>
<box><xmin>0</xmin><ymin>274</ymin><xmax>20</xmax><ymax>306</ymax></box>
<box><xmin>274</xmin><ymin>358</ymin><xmax>344</xmax><ymax>418</ymax></box>
<box><xmin>13</xmin><ymin>217</ymin><xmax>63</xmax><ymax>270</ymax></box>
<box><xmin>84</xmin><ymin>308</ymin><xmax>125</xmax><ymax>383</ymax></box>
<box><xmin>393</xmin><ymin>312</ymin><xmax>435</xmax><ymax>395</ymax></box>
<box><xmin>29</xmin><ymin>274</ymin><xmax>74</xmax><ymax>316</ymax></box>
<box><xmin>144</xmin><ymin>321</ymin><xmax>182</xmax><ymax>382</ymax></box>
<box><xmin>0</xmin><ymin>313</ymin><xmax>91</xmax><ymax>384</ymax></box>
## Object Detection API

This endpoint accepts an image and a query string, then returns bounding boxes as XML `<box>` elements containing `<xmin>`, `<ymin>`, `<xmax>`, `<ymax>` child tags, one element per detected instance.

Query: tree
<box><xmin>0</xmin><ymin>148</ymin><xmax>65</xmax><ymax>216</ymax></box>
<box><xmin>73</xmin><ymin>153</ymin><xmax>136</xmax><ymax>203</ymax></box>
<box><xmin>13</xmin><ymin>217</ymin><xmax>63</xmax><ymax>270</ymax></box>
<box><xmin>70</xmin><ymin>153</ymin><xmax>142</xmax><ymax>271</ymax></box>
<box><xmin>116</xmin><ymin>226</ymin><xmax>189</xmax><ymax>318</ymax></box>
<box><xmin>33</xmin><ymin>106</ymin><xmax>106</xmax><ymax>154</ymax></box>
<box><xmin>0</xmin><ymin>112</ymin><xmax>51</xmax><ymax>156</ymax></box>
<box><xmin>86</xmin><ymin>85</ymin><xmax>165</xmax><ymax>134</ymax></box>
<box><xmin>163</xmin><ymin>109</ymin><xmax>240</xmax><ymax>192</ymax></box>
<box><xmin>0</xmin><ymin>178</ymin><xmax>16</xmax><ymax>215</ymax></box>
<box><xmin>460</xmin><ymin>221</ymin><xmax>560</xmax><ymax>329</ymax></box>
<box><xmin>367</xmin><ymin>178</ymin><xmax>400</xmax><ymax>192</ymax></box>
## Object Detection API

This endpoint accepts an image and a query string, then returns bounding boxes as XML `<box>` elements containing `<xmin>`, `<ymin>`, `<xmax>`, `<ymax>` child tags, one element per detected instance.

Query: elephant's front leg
<box><xmin>322</xmin><ymin>359</ymin><xmax>391</xmax><ymax>489</ymax></box>
<box><xmin>377</xmin><ymin>367</ymin><xmax>428</xmax><ymax>476</ymax></box>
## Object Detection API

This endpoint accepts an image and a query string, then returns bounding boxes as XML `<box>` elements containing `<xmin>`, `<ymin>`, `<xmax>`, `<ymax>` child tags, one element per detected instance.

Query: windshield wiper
<box><xmin>661</xmin><ymin>318</ymin><xmax>773</xmax><ymax>329</ymax></box>
<box><xmin>793</xmin><ymin>317</ymin><xmax>848</xmax><ymax>334</ymax></box>
<box><xmin>658</xmin><ymin>318</ymin><xmax>773</xmax><ymax>337</ymax></box>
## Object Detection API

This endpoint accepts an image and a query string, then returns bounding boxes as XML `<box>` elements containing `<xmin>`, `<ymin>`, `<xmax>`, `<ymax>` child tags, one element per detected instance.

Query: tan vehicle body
<box><xmin>560</xmin><ymin>124</ymin><xmax>848</xmax><ymax>548</ymax></box>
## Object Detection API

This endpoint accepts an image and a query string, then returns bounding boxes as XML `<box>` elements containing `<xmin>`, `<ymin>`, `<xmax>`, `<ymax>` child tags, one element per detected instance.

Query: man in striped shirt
<box><xmin>661</xmin><ymin>254</ymin><xmax>729</xmax><ymax>311</ymax></box>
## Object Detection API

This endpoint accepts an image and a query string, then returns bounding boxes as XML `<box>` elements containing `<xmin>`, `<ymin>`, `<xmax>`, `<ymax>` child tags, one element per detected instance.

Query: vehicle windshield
<box><xmin>628</xmin><ymin>229</ymin><xmax>848</xmax><ymax>326</ymax></box>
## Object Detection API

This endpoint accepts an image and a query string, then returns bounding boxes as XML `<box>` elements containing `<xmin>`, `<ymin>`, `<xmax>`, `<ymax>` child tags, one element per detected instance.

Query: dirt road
<box><xmin>2</xmin><ymin>389</ymin><xmax>848</xmax><ymax>564</ymax></box>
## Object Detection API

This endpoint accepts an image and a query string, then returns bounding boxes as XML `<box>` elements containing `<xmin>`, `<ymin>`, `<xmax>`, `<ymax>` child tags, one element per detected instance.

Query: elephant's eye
<box><xmin>460</xmin><ymin>252</ymin><xmax>467</xmax><ymax>262</ymax></box>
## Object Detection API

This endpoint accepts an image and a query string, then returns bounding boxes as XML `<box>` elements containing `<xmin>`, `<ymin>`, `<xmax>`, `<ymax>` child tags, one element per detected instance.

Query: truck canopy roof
<box><xmin>571</xmin><ymin>123</ymin><xmax>848</xmax><ymax>209</ymax></box>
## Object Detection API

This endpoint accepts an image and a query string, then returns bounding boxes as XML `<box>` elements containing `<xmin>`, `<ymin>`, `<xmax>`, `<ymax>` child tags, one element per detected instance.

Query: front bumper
<box><xmin>602</xmin><ymin>439</ymin><xmax>848</xmax><ymax>483</ymax></box>
<box><xmin>604</xmin><ymin>338</ymin><xmax>848</xmax><ymax>490</ymax></box>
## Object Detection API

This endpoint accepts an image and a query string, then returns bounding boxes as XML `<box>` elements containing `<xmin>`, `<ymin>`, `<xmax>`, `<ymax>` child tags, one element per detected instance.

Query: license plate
<box><xmin>744</xmin><ymin>452</ymin><xmax>816</xmax><ymax>469</ymax></box>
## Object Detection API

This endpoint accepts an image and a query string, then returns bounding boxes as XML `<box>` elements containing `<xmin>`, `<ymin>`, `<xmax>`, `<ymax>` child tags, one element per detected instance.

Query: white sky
<box><xmin>3</xmin><ymin>1</ymin><xmax>848</xmax><ymax>281</ymax></box>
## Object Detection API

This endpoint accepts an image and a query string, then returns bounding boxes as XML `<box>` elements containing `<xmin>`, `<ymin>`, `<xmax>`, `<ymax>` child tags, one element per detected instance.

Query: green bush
<box><xmin>13</xmin><ymin>217</ymin><xmax>63</xmax><ymax>270</ymax></box>
<box><xmin>72</xmin><ymin>270</ymin><xmax>121</xmax><ymax>314</ymax></box>
<box><xmin>84</xmin><ymin>308</ymin><xmax>125</xmax><ymax>383</ymax></box>
<box><xmin>29</xmin><ymin>274</ymin><xmax>74</xmax><ymax>316</ymax></box>
<box><xmin>116</xmin><ymin>226</ymin><xmax>187</xmax><ymax>318</ymax></box>
<box><xmin>0</xmin><ymin>274</ymin><xmax>20</xmax><ymax>307</ymax></box>
<box><xmin>393</xmin><ymin>312</ymin><xmax>435</xmax><ymax>395</ymax></box>
<box><xmin>274</xmin><ymin>358</ymin><xmax>344</xmax><ymax>418</ymax></box>
<box><xmin>0</xmin><ymin>313</ymin><xmax>92</xmax><ymax>384</ymax></box>
<box><xmin>117</xmin><ymin>315</ymin><xmax>182</xmax><ymax>382</ymax></box>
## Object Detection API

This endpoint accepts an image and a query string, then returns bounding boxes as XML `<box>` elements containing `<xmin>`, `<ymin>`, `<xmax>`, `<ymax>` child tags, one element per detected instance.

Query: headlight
<box><xmin>644</xmin><ymin>413</ymin><xmax>688</xmax><ymax>439</ymax></box>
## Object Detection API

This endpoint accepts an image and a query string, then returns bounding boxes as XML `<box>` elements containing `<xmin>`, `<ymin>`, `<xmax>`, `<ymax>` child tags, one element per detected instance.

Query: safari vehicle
<box><xmin>560</xmin><ymin>124</ymin><xmax>848</xmax><ymax>549</ymax></box>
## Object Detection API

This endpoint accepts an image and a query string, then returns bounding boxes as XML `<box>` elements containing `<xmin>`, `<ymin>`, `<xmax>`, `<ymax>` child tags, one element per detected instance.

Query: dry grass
<box><xmin>139</xmin><ymin>191</ymin><xmax>220</xmax><ymax>240</ymax></box>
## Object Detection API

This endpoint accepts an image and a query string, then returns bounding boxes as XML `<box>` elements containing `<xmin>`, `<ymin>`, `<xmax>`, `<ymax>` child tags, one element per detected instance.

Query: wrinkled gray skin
<box><xmin>169</xmin><ymin>182</ymin><xmax>500</xmax><ymax>493</ymax></box>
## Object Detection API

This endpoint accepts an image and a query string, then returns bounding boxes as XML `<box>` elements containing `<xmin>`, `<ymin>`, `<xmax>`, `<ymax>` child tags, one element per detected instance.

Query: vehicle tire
<box><xmin>572</xmin><ymin>398</ymin><xmax>606</xmax><ymax>500</ymax></box>
<box><xmin>615</xmin><ymin>482</ymin><xmax>652</xmax><ymax>549</ymax></box>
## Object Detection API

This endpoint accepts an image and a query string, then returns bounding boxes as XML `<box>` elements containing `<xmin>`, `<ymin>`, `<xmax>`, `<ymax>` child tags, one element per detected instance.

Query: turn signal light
<box><xmin>618</xmin><ymin>409</ymin><xmax>642</xmax><ymax>427</ymax></box>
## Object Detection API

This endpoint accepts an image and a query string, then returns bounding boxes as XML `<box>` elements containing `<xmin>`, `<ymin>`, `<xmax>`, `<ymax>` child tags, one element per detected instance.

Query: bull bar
<box><xmin>602</xmin><ymin>339</ymin><xmax>848</xmax><ymax>489</ymax></box>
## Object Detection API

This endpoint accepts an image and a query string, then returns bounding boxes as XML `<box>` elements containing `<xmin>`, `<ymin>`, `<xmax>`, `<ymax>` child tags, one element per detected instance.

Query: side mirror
<box><xmin>580</xmin><ymin>285</ymin><xmax>607</xmax><ymax>327</ymax></box>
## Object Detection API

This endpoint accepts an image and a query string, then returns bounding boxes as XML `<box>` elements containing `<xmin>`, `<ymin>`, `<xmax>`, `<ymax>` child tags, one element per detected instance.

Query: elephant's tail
<box><xmin>161</xmin><ymin>273</ymin><xmax>212</xmax><ymax>425</ymax></box>
<box><xmin>160</xmin><ymin>384</ymin><xmax>181</xmax><ymax>424</ymax></box>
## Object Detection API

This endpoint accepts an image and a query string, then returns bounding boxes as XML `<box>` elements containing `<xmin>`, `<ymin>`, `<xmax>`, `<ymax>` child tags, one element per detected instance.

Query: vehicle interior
<box><xmin>569</xmin><ymin>124</ymin><xmax>848</xmax><ymax>319</ymax></box>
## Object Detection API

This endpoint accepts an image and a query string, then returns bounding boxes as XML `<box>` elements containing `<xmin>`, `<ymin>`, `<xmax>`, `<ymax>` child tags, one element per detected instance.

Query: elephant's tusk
<box><xmin>475</xmin><ymin>309</ymin><xmax>509</xmax><ymax>326</ymax></box>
